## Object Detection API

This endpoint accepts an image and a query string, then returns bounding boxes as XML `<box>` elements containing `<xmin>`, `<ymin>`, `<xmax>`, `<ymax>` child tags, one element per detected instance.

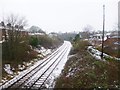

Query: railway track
<box><xmin>0</xmin><ymin>42</ymin><xmax>70</xmax><ymax>90</ymax></box>
<box><xmin>25</xmin><ymin>47</ymin><xmax>68</xmax><ymax>90</ymax></box>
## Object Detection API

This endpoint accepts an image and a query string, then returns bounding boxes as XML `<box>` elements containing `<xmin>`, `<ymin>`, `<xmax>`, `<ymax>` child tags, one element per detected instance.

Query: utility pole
<box><xmin>101</xmin><ymin>5</ymin><xmax>105</xmax><ymax>59</ymax></box>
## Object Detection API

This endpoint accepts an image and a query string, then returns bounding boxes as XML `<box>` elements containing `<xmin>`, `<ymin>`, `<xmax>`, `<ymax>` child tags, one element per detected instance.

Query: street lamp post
<box><xmin>101</xmin><ymin>5</ymin><xmax>105</xmax><ymax>59</ymax></box>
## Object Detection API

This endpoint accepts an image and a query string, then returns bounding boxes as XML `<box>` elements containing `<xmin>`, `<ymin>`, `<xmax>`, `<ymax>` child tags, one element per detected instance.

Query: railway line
<box><xmin>0</xmin><ymin>41</ymin><xmax>71</xmax><ymax>90</ymax></box>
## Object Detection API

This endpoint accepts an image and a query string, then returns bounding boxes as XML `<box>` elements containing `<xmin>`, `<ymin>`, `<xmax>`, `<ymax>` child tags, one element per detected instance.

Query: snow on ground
<box><xmin>4</xmin><ymin>64</ymin><xmax>13</xmax><ymax>75</ymax></box>
<box><xmin>35</xmin><ymin>47</ymin><xmax>52</xmax><ymax>56</ymax></box>
<box><xmin>1</xmin><ymin>58</ymin><xmax>46</xmax><ymax>89</ymax></box>
<box><xmin>0</xmin><ymin>42</ymin><xmax>66</xmax><ymax>89</ymax></box>
<box><xmin>87</xmin><ymin>46</ymin><xmax>120</xmax><ymax>61</ymax></box>
<box><xmin>1</xmin><ymin>46</ymin><xmax>53</xmax><ymax>85</ymax></box>
<box><xmin>44</xmin><ymin>41</ymin><xmax>72</xmax><ymax>88</ymax></box>
<box><xmin>53</xmin><ymin>41</ymin><xmax>72</xmax><ymax>76</ymax></box>
<box><xmin>1</xmin><ymin>41</ymin><xmax>72</xmax><ymax>89</ymax></box>
<box><xmin>66</xmin><ymin>67</ymin><xmax>75</xmax><ymax>77</ymax></box>
<box><xmin>18</xmin><ymin>65</ymin><xmax>26</xmax><ymax>71</ymax></box>
<box><xmin>21</xmin><ymin>41</ymin><xmax>72</xmax><ymax>88</ymax></box>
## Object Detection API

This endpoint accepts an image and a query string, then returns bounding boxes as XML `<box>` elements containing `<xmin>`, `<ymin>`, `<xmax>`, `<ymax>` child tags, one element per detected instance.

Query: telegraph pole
<box><xmin>101</xmin><ymin>5</ymin><xmax>105</xmax><ymax>59</ymax></box>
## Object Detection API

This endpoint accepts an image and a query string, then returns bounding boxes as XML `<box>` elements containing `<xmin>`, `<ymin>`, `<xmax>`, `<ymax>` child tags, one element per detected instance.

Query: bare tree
<box><xmin>83</xmin><ymin>25</ymin><xmax>93</xmax><ymax>32</ymax></box>
<box><xmin>82</xmin><ymin>25</ymin><xmax>94</xmax><ymax>39</ymax></box>
<box><xmin>2</xmin><ymin>14</ymin><xmax>28</xmax><ymax>61</ymax></box>
<box><xmin>6</xmin><ymin>14</ymin><xmax>27</xmax><ymax>41</ymax></box>
<box><xmin>5</xmin><ymin>14</ymin><xmax>27</xmax><ymax>28</ymax></box>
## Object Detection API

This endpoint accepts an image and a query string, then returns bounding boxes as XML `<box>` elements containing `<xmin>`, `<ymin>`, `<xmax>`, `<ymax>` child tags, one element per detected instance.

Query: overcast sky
<box><xmin>0</xmin><ymin>0</ymin><xmax>119</xmax><ymax>33</ymax></box>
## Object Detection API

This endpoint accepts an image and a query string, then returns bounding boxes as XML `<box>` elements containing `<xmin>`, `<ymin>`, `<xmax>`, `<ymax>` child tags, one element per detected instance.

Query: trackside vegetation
<box><xmin>54</xmin><ymin>34</ymin><xmax>120</xmax><ymax>89</ymax></box>
<box><xmin>1</xmin><ymin>15</ymin><xmax>63</xmax><ymax>82</ymax></box>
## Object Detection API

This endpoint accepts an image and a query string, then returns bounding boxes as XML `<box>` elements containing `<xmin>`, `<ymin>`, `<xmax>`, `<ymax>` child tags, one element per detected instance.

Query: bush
<box><xmin>73</xmin><ymin>40</ymin><xmax>90</xmax><ymax>52</ymax></box>
<box><xmin>29</xmin><ymin>36</ymin><xmax>39</xmax><ymax>47</ymax></box>
<box><xmin>29</xmin><ymin>35</ymin><xmax>63</xmax><ymax>49</ymax></box>
<box><xmin>2</xmin><ymin>36</ymin><xmax>31</xmax><ymax>61</ymax></box>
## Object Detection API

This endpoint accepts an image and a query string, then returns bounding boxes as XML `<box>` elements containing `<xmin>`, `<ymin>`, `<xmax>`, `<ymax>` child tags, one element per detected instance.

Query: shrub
<box><xmin>73</xmin><ymin>40</ymin><xmax>90</xmax><ymax>52</ymax></box>
<box><xmin>29</xmin><ymin>36</ymin><xmax>39</xmax><ymax>47</ymax></box>
<box><xmin>29</xmin><ymin>35</ymin><xmax>63</xmax><ymax>49</ymax></box>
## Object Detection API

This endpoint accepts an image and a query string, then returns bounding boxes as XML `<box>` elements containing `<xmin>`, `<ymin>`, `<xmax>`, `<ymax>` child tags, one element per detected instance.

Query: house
<box><xmin>89</xmin><ymin>33</ymin><xmax>111</xmax><ymax>46</ymax></box>
<box><xmin>0</xmin><ymin>22</ymin><xmax>28</xmax><ymax>43</ymax></box>
<box><xmin>28</xmin><ymin>32</ymin><xmax>45</xmax><ymax>36</ymax></box>
<box><xmin>104</xmin><ymin>36</ymin><xmax>120</xmax><ymax>49</ymax></box>
<box><xmin>49</xmin><ymin>32</ymin><xmax>58</xmax><ymax>38</ymax></box>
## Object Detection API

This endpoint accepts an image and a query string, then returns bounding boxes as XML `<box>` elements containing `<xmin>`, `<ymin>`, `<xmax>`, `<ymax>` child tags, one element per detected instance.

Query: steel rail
<box><xmin>38</xmin><ymin>47</ymin><xmax>68</xmax><ymax>89</ymax></box>
<box><xmin>9</xmin><ymin>45</ymin><xmax>67</xmax><ymax>89</ymax></box>
<box><xmin>27</xmin><ymin>47</ymin><xmax>68</xmax><ymax>90</ymax></box>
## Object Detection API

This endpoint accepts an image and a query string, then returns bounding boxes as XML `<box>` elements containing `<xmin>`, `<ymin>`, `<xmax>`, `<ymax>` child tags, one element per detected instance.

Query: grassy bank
<box><xmin>54</xmin><ymin>40</ymin><xmax>119</xmax><ymax>89</ymax></box>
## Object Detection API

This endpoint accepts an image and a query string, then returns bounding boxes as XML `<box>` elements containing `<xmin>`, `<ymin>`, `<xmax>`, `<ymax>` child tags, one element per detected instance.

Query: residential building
<box><xmin>89</xmin><ymin>33</ymin><xmax>111</xmax><ymax>46</ymax></box>
<box><xmin>0</xmin><ymin>22</ymin><xmax>28</xmax><ymax>43</ymax></box>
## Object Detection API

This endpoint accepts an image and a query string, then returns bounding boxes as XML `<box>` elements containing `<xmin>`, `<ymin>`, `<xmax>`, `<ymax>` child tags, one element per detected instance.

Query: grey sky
<box><xmin>0</xmin><ymin>0</ymin><xmax>119</xmax><ymax>33</ymax></box>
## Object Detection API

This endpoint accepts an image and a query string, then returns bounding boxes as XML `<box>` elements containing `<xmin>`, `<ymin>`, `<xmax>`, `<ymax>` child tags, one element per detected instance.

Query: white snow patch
<box><xmin>35</xmin><ymin>47</ymin><xmax>52</xmax><ymax>57</ymax></box>
<box><xmin>18</xmin><ymin>65</ymin><xmax>25</xmax><ymax>70</ymax></box>
<box><xmin>45</xmin><ymin>41</ymin><xmax>72</xmax><ymax>88</ymax></box>
<box><xmin>87</xmin><ymin>46</ymin><xmax>120</xmax><ymax>61</ymax></box>
<box><xmin>1</xmin><ymin>41</ymin><xmax>71</xmax><ymax>89</ymax></box>
<box><xmin>4</xmin><ymin>64</ymin><xmax>13</xmax><ymax>75</ymax></box>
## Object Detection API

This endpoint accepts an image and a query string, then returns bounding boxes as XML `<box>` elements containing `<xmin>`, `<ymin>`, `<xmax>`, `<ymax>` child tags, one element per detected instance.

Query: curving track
<box><xmin>0</xmin><ymin>41</ymin><xmax>71</xmax><ymax>90</ymax></box>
